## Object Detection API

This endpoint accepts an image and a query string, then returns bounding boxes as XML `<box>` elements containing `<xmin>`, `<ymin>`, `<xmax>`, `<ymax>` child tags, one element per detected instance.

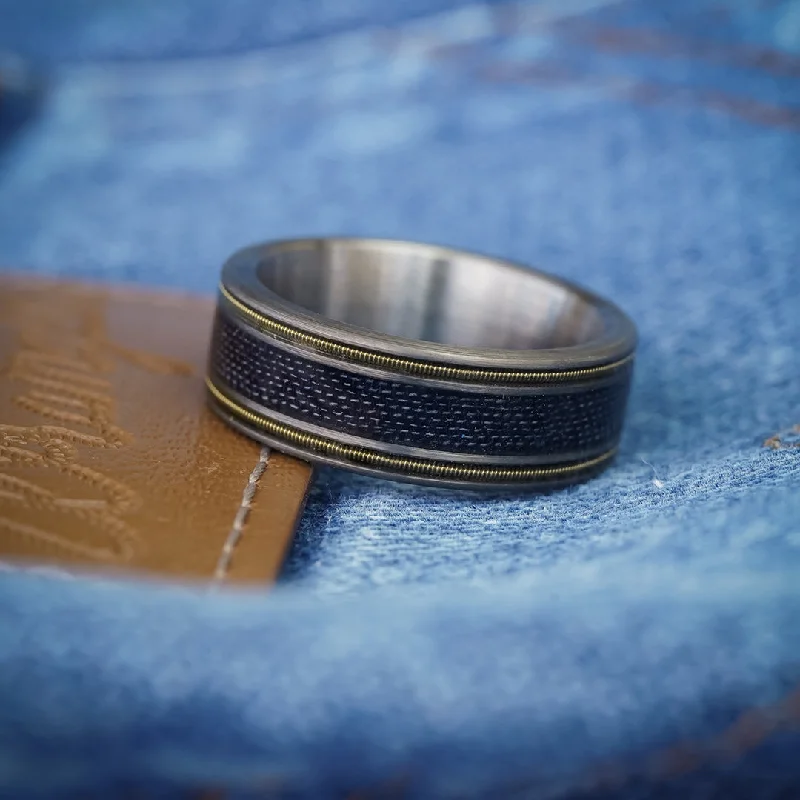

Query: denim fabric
<box><xmin>1</xmin><ymin>1</ymin><xmax>799</xmax><ymax>798</ymax></box>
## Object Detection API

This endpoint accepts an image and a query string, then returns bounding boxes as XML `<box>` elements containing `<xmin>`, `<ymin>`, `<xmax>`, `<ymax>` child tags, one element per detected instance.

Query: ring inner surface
<box><xmin>256</xmin><ymin>241</ymin><xmax>605</xmax><ymax>350</ymax></box>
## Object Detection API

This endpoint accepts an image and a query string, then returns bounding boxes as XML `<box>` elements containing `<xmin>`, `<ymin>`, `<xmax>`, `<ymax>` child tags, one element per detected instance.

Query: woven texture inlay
<box><xmin>210</xmin><ymin>312</ymin><xmax>632</xmax><ymax>458</ymax></box>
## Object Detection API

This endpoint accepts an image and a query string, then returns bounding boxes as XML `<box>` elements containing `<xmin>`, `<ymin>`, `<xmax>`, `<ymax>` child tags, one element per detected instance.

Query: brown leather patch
<box><xmin>0</xmin><ymin>275</ymin><xmax>312</xmax><ymax>583</ymax></box>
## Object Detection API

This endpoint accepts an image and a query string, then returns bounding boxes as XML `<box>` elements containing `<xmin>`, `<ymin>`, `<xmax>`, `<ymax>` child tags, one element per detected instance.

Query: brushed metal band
<box><xmin>207</xmin><ymin>237</ymin><xmax>637</xmax><ymax>489</ymax></box>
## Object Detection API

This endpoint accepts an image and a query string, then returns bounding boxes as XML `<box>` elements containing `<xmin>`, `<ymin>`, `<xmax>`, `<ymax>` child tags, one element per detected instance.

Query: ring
<box><xmin>206</xmin><ymin>238</ymin><xmax>637</xmax><ymax>489</ymax></box>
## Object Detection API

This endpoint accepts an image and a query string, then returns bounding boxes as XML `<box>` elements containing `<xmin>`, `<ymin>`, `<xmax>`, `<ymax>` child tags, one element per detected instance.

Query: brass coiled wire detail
<box><xmin>219</xmin><ymin>284</ymin><xmax>632</xmax><ymax>385</ymax></box>
<box><xmin>206</xmin><ymin>377</ymin><xmax>616</xmax><ymax>482</ymax></box>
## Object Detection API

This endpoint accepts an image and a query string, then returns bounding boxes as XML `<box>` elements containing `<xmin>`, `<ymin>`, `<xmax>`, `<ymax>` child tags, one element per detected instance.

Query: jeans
<box><xmin>1</xmin><ymin>0</ymin><xmax>799</xmax><ymax>797</ymax></box>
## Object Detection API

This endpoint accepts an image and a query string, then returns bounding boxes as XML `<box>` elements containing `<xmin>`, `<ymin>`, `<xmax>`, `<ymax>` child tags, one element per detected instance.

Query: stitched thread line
<box><xmin>213</xmin><ymin>446</ymin><xmax>271</xmax><ymax>582</ymax></box>
<box><xmin>764</xmin><ymin>424</ymin><xmax>800</xmax><ymax>450</ymax></box>
<box><xmin>557</xmin><ymin>683</ymin><xmax>800</xmax><ymax>799</ymax></box>
<box><xmin>220</xmin><ymin>284</ymin><xmax>633</xmax><ymax>385</ymax></box>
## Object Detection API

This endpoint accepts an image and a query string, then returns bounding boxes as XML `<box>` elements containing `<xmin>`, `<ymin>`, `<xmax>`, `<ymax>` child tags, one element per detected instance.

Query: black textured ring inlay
<box><xmin>207</xmin><ymin>238</ymin><xmax>637</xmax><ymax>489</ymax></box>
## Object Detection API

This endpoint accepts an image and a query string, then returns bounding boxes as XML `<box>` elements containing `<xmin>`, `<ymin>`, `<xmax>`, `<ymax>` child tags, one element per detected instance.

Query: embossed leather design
<box><xmin>0</xmin><ymin>276</ymin><xmax>312</xmax><ymax>583</ymax></box>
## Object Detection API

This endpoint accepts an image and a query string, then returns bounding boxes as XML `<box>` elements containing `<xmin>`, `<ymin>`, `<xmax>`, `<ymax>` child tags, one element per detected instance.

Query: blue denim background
<box><xmin>1</xmin><ymin>1</ymin><xmax>799</xmax><ymax>797</ymax></box>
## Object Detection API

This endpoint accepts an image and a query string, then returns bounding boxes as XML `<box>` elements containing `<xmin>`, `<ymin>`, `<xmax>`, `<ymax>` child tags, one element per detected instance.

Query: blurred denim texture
<box><xmin>1</xmin><ymin>0</ymin><xmax>799</xmax><ymax>797</ymax></box>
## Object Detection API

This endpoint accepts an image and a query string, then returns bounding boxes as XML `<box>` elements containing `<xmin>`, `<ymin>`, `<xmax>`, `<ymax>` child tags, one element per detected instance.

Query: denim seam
<box><xmin>185</xmin><ymin>682</ymin><xmax>800</xmax><ymax>799</ymax></box>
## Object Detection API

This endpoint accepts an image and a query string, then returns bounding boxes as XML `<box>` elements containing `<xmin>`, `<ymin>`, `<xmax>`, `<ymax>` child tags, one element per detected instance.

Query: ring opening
<box><xmin>256</xmin><ymin>240</ymin><xmax>607</xmax><ymax>350</ymax></box>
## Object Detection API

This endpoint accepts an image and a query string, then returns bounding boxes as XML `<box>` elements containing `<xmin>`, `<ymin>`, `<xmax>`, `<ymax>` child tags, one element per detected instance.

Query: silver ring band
<box><xmin>207</xmin><ymin>237</ymin><xmax>637</xmax><ymax>489</ymax></box>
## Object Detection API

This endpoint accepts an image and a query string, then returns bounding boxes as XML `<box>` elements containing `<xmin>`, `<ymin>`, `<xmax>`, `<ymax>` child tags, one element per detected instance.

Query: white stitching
<box><xmin>213</xmin><ymin>446</ymin><xmax>271</xmax><ymax>582</ymax></box>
